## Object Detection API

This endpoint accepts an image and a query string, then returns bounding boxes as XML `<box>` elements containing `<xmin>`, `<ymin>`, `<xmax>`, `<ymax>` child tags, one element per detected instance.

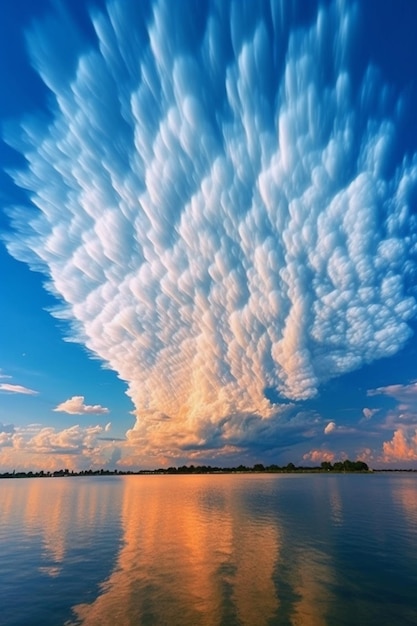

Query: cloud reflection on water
<box><xmin>71</xmin><ymin>475</ymin><xmax>334</xmax><ymax>626</ymax></box>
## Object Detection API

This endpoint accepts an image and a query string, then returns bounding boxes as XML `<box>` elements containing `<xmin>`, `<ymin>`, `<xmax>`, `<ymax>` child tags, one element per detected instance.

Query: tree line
<box><xmin>0</xmin><ymin>459</ymin><xmax>370</xmax><ymax>479</ymax></box>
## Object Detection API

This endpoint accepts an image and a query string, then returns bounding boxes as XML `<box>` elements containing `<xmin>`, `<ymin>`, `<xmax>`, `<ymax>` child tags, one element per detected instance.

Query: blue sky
<box><xmin>1</xmin><ymin>0</ymin><xmax>417</xmax><ymax>471</ymax></box>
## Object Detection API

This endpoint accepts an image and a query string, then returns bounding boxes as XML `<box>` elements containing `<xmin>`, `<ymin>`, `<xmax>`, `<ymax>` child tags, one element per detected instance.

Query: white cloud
<box><xmin>29</xmin><ymin>424</ymin><xmax>103</xmax><ymax>454</ymax></box>
<box><xmin>368</xmin><ymin>382</ymin><xmax>417</xmax><ymax>407</ymax></box>
<box><xmin>0</xmin><ymin>383</ymin><xmax>38</xmax><ymax>395</ymax></box>
<box><xmin>4</xmin><ymin>0</ymin><xmax>417</xmax><ymax>459</ymax></box>
<box><xmin>362</xmin><ymin>407</ymin><xmax>378</xmax><ymax>420</ymax></box>
<box><xmin>324</xmin><ymin>422</ymin><xmax>336</xmax><ymax>435</ymax></box>
<box><xmin>54</xmin><ymin>396</ymin><xmax>109</xmax><ymax>415</ymax></box>
<box><xmin>0</xmin><ymin>424</ymin><xmax>15</xmax><ymax>448</ymax></box>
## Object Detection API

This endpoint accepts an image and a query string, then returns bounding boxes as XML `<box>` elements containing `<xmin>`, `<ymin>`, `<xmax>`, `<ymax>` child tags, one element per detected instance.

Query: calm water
<box><xmin>1</xmin><ymin>473</ymin><xmax>417</xmax><ymax>626</ymax></box>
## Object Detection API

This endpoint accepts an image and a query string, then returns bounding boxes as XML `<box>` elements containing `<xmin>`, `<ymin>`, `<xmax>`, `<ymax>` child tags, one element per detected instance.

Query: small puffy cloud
<box><xmin>0</xmin><ymin>423</ymin><xmax>15</xmax><ymax>434</ymax></box>
<box><xmin>356</xmin><ymin>448</ymin><xmax>375</xmax><ymax>464</ymax></box>
<box><xmin>324</xmin><ymin>422</ymin><xmax>336</xmax><ymax>435</ymax></box>
<box><xmin>53</xmin><ymin>396</ymin><xmax>109</xmax><ymax>415</ymax></box>
<box><xmin>0</xmin><ymin>424</ymin><xmax>15</xmax><ymax>448</ymax></box>
<box><xmin>0</xmin><ymin>433</ymin><xmax>13</xmax><ymax>447</ymax></box>
<box><xmin>303</xmin><ymin>449</ymin><xmax>335</xmax><ymax>463</ymax></box>
<box><xmin>382</xmin><ymin>428</ymin><xmax>417</xmax><ymax>462</ymax></box>
<box><xmin>362</xmin><ymin>407</ymin><xmax>378</xmax><ymax>420</ymax></box>
<box><xmin>0</xmin><ymin>383</ymin><xmax>38</xmax><ymax>395</ymax></box>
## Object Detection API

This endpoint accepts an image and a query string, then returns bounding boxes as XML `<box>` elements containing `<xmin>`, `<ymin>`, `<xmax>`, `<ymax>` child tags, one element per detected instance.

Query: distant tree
<box><xmin>331</xmin><ymin>459</ymin><xmax>369</xmax><ymax>472</ymax></box>
<box><xmin>321</xmin><ymin>461</ymin><xmax>333</xmax><ymax>471</ymax></box>
<box><xmin>352</xmin><ymin>460</ymin><xmax>369</xmax><ymax>471</ymax></box>
<box><xmin>268</xmin><ymin>464</ymin><xmax>280</xmax><ymax>472</ymax></box>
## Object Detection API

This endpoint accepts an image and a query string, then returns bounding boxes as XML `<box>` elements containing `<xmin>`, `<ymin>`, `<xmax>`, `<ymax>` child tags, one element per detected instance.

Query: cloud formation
<box><xmin>4</xmin><ymin>0</ymin><xmax>417</xmax><ymax>461</ymax></box>
<box><xmin>324</xmin><ymin>422</ymin><xmax>336</xmax><ymax>435</ymax></box>
<box><xmin>362</xmin><ymin>408</ymin><xmax>378</xmax><ymax>420</ymax></box>
<box><xmin>383</xmin><ymin>428</ymin><xmax>417</xmax><ymax>462</ymax></box>
<box><xmin>303</xmin><ymin>450</ymin><xmax>335</xmax><ymax>463</ymax></box>
<box><xmin>0</xmin><ymin>383</ymin><xmax>38</xmax><ymax>395</ymax></box>
<box><xmin>0</xmin><ymin>422</ymin><xmax>113</xmax><ymax>471</ymax></box>
<box><xmin>368</xmin><ymin>383</ymin><xmax>417</xmax><ymax>409</ymax></box>
<box><xmin>53</xmin><ymin>395</ymin><xmax>109</xmax><ymax>415</ymax></box>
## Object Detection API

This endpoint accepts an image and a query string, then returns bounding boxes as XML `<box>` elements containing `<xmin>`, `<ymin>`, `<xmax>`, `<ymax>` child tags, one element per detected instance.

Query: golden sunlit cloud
<box><xmin>54</xmin><ymin>395</ymin><xmax>109</xmax><ymax>415</ymax></box>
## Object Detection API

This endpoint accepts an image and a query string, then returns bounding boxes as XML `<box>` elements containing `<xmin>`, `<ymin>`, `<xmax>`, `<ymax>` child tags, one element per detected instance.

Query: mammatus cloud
<box><xmin>0</xmin><ymin>383</ymin><xmax>38</xmax><ymax>395</ymax></box>
<box><xmin>54</xmin><ymin>395</ymin><xmax>109</xmax><ymax>415</ymax></box>
<box><xmin>4</xmin><ymin>0</ymin><xmax>417</xmax><ymax>461</ymax></box>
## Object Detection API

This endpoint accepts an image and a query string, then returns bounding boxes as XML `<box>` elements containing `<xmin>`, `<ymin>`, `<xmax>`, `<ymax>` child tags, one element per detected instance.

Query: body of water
<box><xmin>1</xmin><ymin>473</ymin><xmax>417</xmax><ymax>625</ymax></box>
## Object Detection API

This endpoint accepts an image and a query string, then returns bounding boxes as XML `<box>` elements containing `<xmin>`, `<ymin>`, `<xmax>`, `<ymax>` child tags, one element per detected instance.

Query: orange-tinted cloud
<box><xmin>54</xmin><ymin>395</ymin><xmax>109</xmax><ymax>415</ymax></box>
<box><xmin>0</xmin><ymin>423</ymin><xmax>115</xmax><ymax>471</ymax></box>
<box><xmin>303</xmin><ymin>450</ymin><xmax>335</xmax><ymax>463</ymax></box>
<box><xmin>382</xmin><ymin>428</ymin><xmax>417</xmax><ymax>461</ymax></box>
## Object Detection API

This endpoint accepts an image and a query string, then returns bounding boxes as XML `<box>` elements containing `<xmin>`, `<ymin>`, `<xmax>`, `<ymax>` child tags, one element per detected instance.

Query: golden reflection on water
<box><xmin>391</xmin><ymin>477</ymin><xmax>417</xmax><ymax>523</ymax></box>
<box><xmin>290</xmin><ymin>548</ymin><xmax>333</xmax><ymax>626</ymax></box>
<box><xmin>72</xmin><ymin>475</ymin><xmax>280</xmax><ymax>626</ymax></box>
<box><xmin>0</xmin><ymin>477</ymin><xmax>121</xmax><ymax>577</ymax></box>
<box><xmin>0</xmin><ymin>475</ymin><xmax>345</xmax><ymax>624</ymax></box>
<box><xmin>71</xmin><ymin>475</ymin><xmax>335</xmax><ymax>626</ymax></box>
<box><xmin>2</xmin><ymin>474</ymin><xmax>416</xmax><ymax>625</ymax></box>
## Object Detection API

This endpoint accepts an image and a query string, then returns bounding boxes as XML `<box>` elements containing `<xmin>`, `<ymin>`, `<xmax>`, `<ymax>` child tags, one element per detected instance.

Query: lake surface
<box><xmin>1</xmin><ymin>473</ymin><xmax>417</xmax><ymax>625</ymax></box>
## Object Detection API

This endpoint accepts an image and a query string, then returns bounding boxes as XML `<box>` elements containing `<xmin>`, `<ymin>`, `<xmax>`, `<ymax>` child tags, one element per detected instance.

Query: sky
<box><xmin>1</xmin><ymin>0</ymin><xmax>417</xmax><ymax>471</ymax></box>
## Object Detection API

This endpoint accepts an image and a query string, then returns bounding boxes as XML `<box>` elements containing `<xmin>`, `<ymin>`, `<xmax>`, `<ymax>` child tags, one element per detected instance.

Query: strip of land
<box><xmin>0</xmin><ymin>459</ymin><xmax>382</xmax><ymax>478</ymax></box>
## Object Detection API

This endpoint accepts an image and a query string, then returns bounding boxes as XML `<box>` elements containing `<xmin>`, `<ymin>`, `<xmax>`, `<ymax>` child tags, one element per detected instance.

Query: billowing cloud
<box><xmin>28</xmin><ymin>424</ymin><xmax>104</xmax><ymax>454</ymax></box>
<box><xmin>53</xmin><ymin>395</ymin><xmax>109</xmax><ymax>415</ymax></box>
<box><xmin>0</xmin><ymin>423</ymin><xmax>115</xmax><ymax>471</ymax></box>
<box><xmin>382</xmin><ymin>428</ymin><xmax>417</xmax><ymax>462</ymax></box>
<box><xmin>4</xmin><ymin>0</ymin><xmax>417</xmax><ymax>461</ymax></box>
<box><xmin>0</xmin><ymin>423</ymin><xmax>15</xmax><ymax>448</ymax></box>
<box><xmin>0</xmin><ymin>383</ymin><xmax>38</xmax><ymax>395</ymax></box>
